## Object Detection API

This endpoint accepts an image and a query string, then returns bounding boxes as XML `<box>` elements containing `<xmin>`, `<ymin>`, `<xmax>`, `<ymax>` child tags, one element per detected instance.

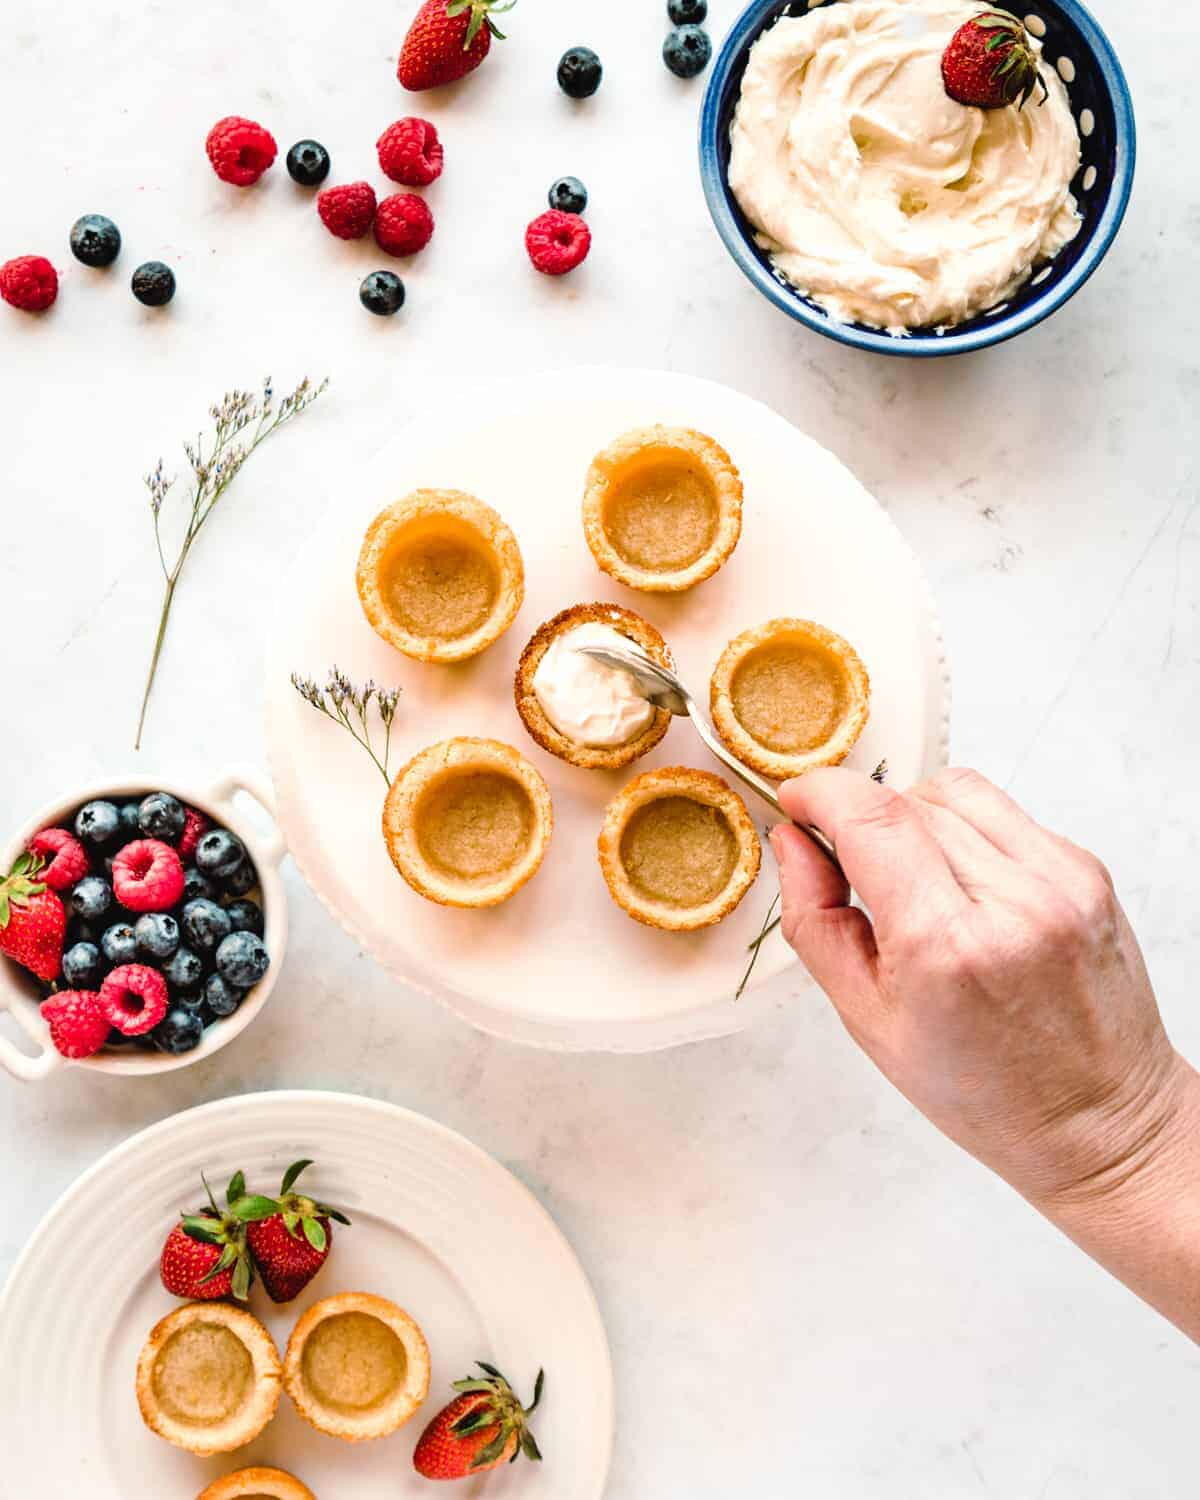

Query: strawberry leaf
<box><xmin>476</xmin><ymin>1360</ymin><xmax>504</xmax><ymax>1380</ymax></box>
<box><xmin>279</xmin><ymin>1159</ymin><xmax>312</xmax><ymax>1195</ymax></box>
<box><xmin>229</xmin><ymin>1194</ymin><xmax>279</xmax><ymax>1222</ymax></box>
<box><xmin>302</xmin><ymin>1216</ymin><xmax>328</xmax><ymax>1254</ymax></box>
<box><xmin>181</xmin><ymin>1216</ymin><xmax>223</xmax><ymax>1244</ymax></box>
<box><xmin>226</xmin><ymin>1169</ymin><xmax>246</xmax><ymax>1205</ymax></box>
<box><xmin>451</xmin><ymin>1407</ymin><xmax>494</xmax><ymax>1435</ymax></box>
<box><xmin>231</xmin><ymin>1255</ymin><xmax>252</xmax><ymax>1301</ymax></box>
<box><xmin>527</xmin><ymin>1368</ymin><xmax>544</xmax><ymax>1414</ymax></box>
<box><xmin>521</xmin><ymin>1429</ymin><xmax>543</xmax><ymax>1463</ymax></box>
<box><xmin>324</xmin><ymin>1208</ymin><xmax>351</xmax><ymax>1226</ymax></box>
<box><xmin>472</xmin><ymin>1429</ymin><xmax>511</xmax><ymax>1470</ymax></box>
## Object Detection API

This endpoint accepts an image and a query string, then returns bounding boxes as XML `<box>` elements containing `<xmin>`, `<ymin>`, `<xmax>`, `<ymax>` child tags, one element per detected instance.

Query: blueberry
<box><xmin>668</xmin><ymin>0</ymin><xmax>707</xmax><ymax>22</ymax></box>
<box><xmin>557</xmin><ymin>46</ymin><xmax>603</xmax><ymax>98</ymax></box>
<box><xmin>181</xmin><ymin>866</ymin><xmax>215</xmax><ymax>904</ymax></box>
<box><xmin>70</xmin><ymin>875</ymin><xmax>113</xmax><ymax>923</ymax></box>
<box><xmin>62</xmin><ymin>942</ymin><xmax>103</xmax><ymax>988</ymax></box>
<box><xmin>138</xmin><ymin>791</ymin><xmax>186</xmax><ymax>843</ymax></box>
<box><xmin>101</xmin><ymin>923</ymin><xmax>138</xmax><ymax>967</ymax></box>
<box><xmin>75</xmin><ymin>800</ymin><xmax>119</xmax><ymax>847</ymax></box>
<box><xmin>181</xmin><ymin>898</ymin><xmax>232</xmax><ymax>952</ymax></box>
<box><xmin>164</xmin><ymin>946</ymin><xmax>205</xmax><ymax>993</ymax></box>
<box><xmin>215</xmin><ymin>931</ymin><xmax>270</xmax><ymax>988</ymax></box>
<box><xmin>225</xmin><ymin>898</ymin><xmax>264</xmax><ymax>936</ymax></box>
<box><xmin>132</xmin><ymin>261</ymin><xmax>175</xmax><ymax>306</ymax></box>
<box><xmin>152</xmin><ymin>1007</ymin><xmax>205</xmax><ymax>1054</ymax></box>
<box><xmin>548</xmin><ymin>176</ymin><xmax>588</xmax><ymax>215</ymax></box>
<box><xmin>286</xmin><ymin>139</ymin><xmax>331</xmax><ymax>187</ymax></box>
<box><xmin>663</xmin><ymin>24</ymin><xmax>712</xmax><ymax>77</ymax></box>
<box><xmin>116</xmin><ymin>801</ymin><xmax>143</xmax><ymax>844</ymax></box>
<box><xmin>203</xmin><ymin>972</ymin><xmax>246</xmax><ymax>1018</ymax></box>
<box><xmin>66</xmin><ymin>916</ymin><xmax>102</xmax><ymax>946</ymax></box>
<box><xmin>360</xmin><ymin>271</ymin><xmax>406</xmax><ymax>317</ymax></box>
<box><xmin>135</xmin><ymin>911</ymin><xmax>180</xmax><ymax>961</ymax></box>
<box><xmin>221</xmin><ymin>858</ymin><xmax>258</xmax><ymax>897</ymax></box>
<box><xmin>69</xmin><ymin>213</ymin><xmax>122</xmax><ymax>268</ymax></box>
<box><xmin>195</xmin><ymin>829</ymin><xmax>246</xmax><ymax>879</ymax></box>
<box><xmin>105</xmin><ymin>1027</ymin><xmax>135</xmax><ymax>1048</ymax></box>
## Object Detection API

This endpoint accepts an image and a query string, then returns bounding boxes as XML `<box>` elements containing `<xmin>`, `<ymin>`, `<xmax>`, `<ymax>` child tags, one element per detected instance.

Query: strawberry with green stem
<box><xmin>413</xmin><ymin>1363</ymin><xmax>544</xmax><ymax>1480</ymax></box>
<box><xmin>161</xmin><ymin>1170</ymin><xmax>277</xmax><ymax>1302</ymax></box>
<box><xmin>0</xmin><ymin>852</ymin><xmax>65</xmax><ymax>983</ymax></box>
<box><xmin>245</xmin><ymin>1159</ymin><xmax>350</xmax><ymax>1303</ymax></box>
<box><xmin>941</xmin><ymin>10</ymin><xmax>1049</xmax><ymax>110</ymax></box>
<box><xmin>398</xmin><ymin>0</ymin><xmax>517</xmax><ymax>92</ymax></box>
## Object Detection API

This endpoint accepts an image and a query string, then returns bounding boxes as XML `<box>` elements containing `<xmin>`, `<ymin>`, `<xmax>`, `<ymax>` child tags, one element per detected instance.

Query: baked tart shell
<box><xmin>582</xmin><ymin>426</ymin><xmax>743</xmax><ymax>593</ymax></box>
<box><xmin>356</xmin><ymin>489</ymin><xmax>525</xmax><ymax>663</ymax></box>
<box><xmin>383</xmin><ymin>737</ymin><xmax>553</xmax><ymax>908</ymax></box>
<box><xmin>282</xmin><ymin>1292</ymin><xmax>431</xmax><ymax>1444</ymax></box>
<box><xmin>197</xmin><ymin>1468</ymin><xmax>317</xmax><ymax>1500</ymax></box>
<box><xmin>514</xmin><ymin>601</ymin><xmax>673</xmax><ymax>769</ymax></box>
<box><xmin>135</xmin><ymin>1301</ymin><xmax>282</xmax><ymax>1457</ymax></box>
<box><xmin>710</xmin><ymin>618</ymin><xmax>870</xmax><ymax>780</ymax></box>
<box><xmin>598</xmin><ymin>766</ymin><xmax>761</xmax><ymax>931</ymax></box>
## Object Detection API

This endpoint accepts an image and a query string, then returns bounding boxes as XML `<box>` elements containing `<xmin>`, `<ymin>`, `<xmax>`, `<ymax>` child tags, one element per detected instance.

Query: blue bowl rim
<box><xmin>699</xmin><ymin>0</ymin><xmax>1137</xmax><ymax>357</ymax></box>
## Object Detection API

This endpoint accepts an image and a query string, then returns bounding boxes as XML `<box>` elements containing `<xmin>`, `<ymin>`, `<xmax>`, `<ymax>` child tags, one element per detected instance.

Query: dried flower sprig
<box><xmin>291</xmin><ymin>668</ymin><xmax>402</xmax><ymax>785</ymax></box>
<box><xmin>136</xmin><ymin>374</ymin><xmax>329</xmax><ymax>748</ymax></box>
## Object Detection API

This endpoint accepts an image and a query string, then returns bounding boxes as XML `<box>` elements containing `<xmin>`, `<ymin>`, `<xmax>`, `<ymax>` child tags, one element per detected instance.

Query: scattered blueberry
<box><xmin>62</xmin><ymin>942</ymin><xmax>103</xmax><ymax>989</ymax></box>
<box><xmin>70</xmin><ymin>875</ymin><xmax>113</xmax><ymax>923</ymax></box>
<box><xmin>203</xmin><ymin>972</ymin><xmax>246</xmax><ymax>1018</ymax></box>
<box><xmin>101</xmin><ymin>923</ymin><xmax>138</xmax><ymax>967</ymax></box>
<box><xmin>75</xmin><ymin>800</ymin><xmax>119</xmax><ymax>847</ymax></box>
<box><xmin>360</xmin><ymin>271</ymin><xmax>406</xmax><ymax>317</ymax></box>
<box><xmin>668</xmin><ymin>0</ymin><xmax>707</xmax><ymax>22</ymax></box>
<box><xmin>69</xmin><ymin>213</ymin><xmax>122</xmax><ymax>268</ymax></box>
<box><xmin>132</xmin><ymin>261</ymin><xmax>176</xmax><ymax>307</ymax></box>
<box><xmin>548</xmin><ymin>176</ymin><xmax>588</xmax><ymax>215</ymax></box>
<box><xmin>138</xmin><ymin>791</ymin><xmax>185</xmax><ymax>843</ymax></box>
<box><xmin>221</xmin><ymin>858</ymin><xmax>257</xmax><ymax>897</ymax></box>
<box><xmin>225</xmin><ymin>898</ymin><xmax>264</xmax><ymax>936</ymax></box>
<box><xmin>287</xmin><ymin>139</ymin><xmax>331</xmax><ymax>187</ymax></box>
<box><xmin>135</xmin><ymin>911</ymin><xmax>180</xmax><ymax>961</ymax></box>
<box><xmin>181</xmin><ymin>898</ymin><xmax>232</xmax><ymax>952</ymax></box>
<box><xmin>195</xmin><ymin>829</ymin><xmax>247</xmax><ymax>879</ymax></box>
<box><xmin>663</xmin><ymin>24</ymin><xmax>712</xmax><ymax>77</ymax></box>
<box><xmin>557</xmin><ymin>46</ymin><xmax>603</xmax><ymax>98</ymax></box>
<box><xmin>152</xmin><ymin>1006</ymin><xmax>205</xmax><ymax>1054</ymax></box>
<box><xmin>163</xmin><ymin>946</ymin><xmax>205</xmax><ymax>993</ymax></box>
<box><xmin>215</xmin><ymin>931</ymin><xmax>270</xmax><ymax>988</ymax></box>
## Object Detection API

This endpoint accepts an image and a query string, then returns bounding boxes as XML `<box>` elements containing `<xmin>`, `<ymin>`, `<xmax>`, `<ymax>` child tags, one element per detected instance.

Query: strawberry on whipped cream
<box><xmin>727</xmin><ymin>0</ymin><xmax>1082</xmax><ymax>333</ymax></box>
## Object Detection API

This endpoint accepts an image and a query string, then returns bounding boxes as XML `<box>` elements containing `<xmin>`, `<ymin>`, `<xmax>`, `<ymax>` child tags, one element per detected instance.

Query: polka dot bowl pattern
<box><xmin>699</xmin><ymin>0</ymin><xmax>1136</xmax><ymax>357</ymax></box>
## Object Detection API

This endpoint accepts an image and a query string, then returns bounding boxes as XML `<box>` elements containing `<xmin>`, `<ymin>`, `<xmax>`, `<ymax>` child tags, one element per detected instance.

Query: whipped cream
<box><xmin>727</xmin><ymin>0</ymin><xmax>1082</xmax><ymax>332</ymax></box>
<box><xmin>532</xmin><ymin>623</ymin><xmax>656</xmax><ymax>748</ymax></box>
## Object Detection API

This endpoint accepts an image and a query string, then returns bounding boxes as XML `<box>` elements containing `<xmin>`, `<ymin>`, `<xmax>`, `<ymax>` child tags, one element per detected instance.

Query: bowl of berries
<box><xmin>0</xmin><ymin>772</ymin><xmax>287</xmax><ymax>1080</ymax></box>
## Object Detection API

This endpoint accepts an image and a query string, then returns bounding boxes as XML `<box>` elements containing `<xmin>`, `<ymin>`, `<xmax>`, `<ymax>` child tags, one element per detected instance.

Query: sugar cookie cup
<box><xmin>598</xmin><ymin>767</ymin><xmax>761</xmax><ymax>931</ymax></box>
<box><xmin>282</xmin><ymin>1293</ymin><xmax>431</xmax><ymax>1443</ymax></box>
<box><xmin>197</xmin><ymin>1468</ymin><xmax>316</xmax><ymax>1500</ymax></box>
<box><xmin>383</xmin><ymin>738</ymin><xmax>553</xmax><ymax>908</ymax></box>
<box><xmin>135</xmin><ymin>1302</ymin><xmax>282</xmax><ymax>1456</ymax></box>
<box><xmin>356</xmin><ymin>489</ymin><xmax>525</xmax><ymax>663</ymax></box>
<box><xmin>514</xmin><ymin>602</ymin><xmax>673</xmax><ymax>770</ymax></box>
<box><xmin>582</xmin><ymin>427</ymin><xmax>742</xmax><ymax>592</ymax></box>
<box><xmin>710</xmin><ymin>619</ymin><xmax>870</xmax><ymax>780</ymax></box>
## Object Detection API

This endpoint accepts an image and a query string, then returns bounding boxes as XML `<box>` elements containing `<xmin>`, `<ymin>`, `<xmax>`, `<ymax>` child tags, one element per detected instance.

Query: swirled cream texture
<box><xmin>727</xmin><ymin>0</ymin><xmax>1082</xmax><ymax>332</ymax></box>
<box><xmin>532</xmin><ymin>623</ymin><xmax>656</xmax><ymax>747</ymax></box>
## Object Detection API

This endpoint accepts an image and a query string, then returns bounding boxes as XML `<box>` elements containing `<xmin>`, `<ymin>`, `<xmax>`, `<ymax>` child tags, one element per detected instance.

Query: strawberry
<box><xmin>398</xmin><ymin>0</ymin><xmax>516</xmax><ymax>92</ymax></box>
<box><xmin>941</xmin><ymin>10</ymin><xmax>1049</xmax><ymax>110</ymax></box>
<box><xmin>245</xmin><ymin>1159</ymin><xmax>350</xmax><ymax>1304</ymax></box>
<box><xmin>0</xmin><ymin>853</ymin><xmax>65</xmax><ymax>982</ymax></box>
<box><xmin>413</xmin><ymin>1363</ymin><xmax>543</xmax><ymax>1481</ymax></box>
<box><xmin>160</xmin><ymin>1170</ymin><xmax>276</xmax><ymax>1302</ymax></box>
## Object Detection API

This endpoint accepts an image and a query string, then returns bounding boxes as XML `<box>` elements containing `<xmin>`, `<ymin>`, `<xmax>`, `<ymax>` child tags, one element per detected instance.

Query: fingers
<box><xmin>779</xmin><ymin>767</ymin><xmax>966</xmax><ymax>934</ymax></box>
<box><xmin>770</xmin><ymin>823</ymin><xmax>878</xmax><ymax>1009</ymax></box>
<box><xmin>914</xmin><ymin>767</ymin><xmax>1069</xmax><ymax>864</ymax></box>
<box><xmin>907</xmin><ymin>789</ymin><xmax>1030</xmax><ymax>901</ymax></box>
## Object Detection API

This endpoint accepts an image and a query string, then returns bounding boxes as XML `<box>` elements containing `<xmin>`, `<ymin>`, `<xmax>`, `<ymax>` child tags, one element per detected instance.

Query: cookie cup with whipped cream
<box><xmin>515</xmin><ymin>603</ymin><xmax>674</xmax><ymax>770</ymax></box>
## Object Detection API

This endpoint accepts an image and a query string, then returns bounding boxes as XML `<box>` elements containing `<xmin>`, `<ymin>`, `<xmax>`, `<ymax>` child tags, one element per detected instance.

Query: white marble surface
<box><xmin>2</xmin><ymin>1</ymin><xmax>1198</xmax><ymax>1494</ymax></box>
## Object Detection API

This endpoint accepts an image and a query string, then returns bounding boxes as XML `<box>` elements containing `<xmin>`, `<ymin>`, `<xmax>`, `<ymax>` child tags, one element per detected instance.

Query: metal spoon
<box><xmin>576</xmin><ymin>640</ymin><xmax>843</xmax><ymax>876</ymax></box>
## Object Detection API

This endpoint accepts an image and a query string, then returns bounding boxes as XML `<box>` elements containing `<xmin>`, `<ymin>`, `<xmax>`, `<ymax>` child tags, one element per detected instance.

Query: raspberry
<box><xmin>205</xmin><ymin>116</ymin><xmax>278</xmax><ymax>187</ymax></box>
<box><xmin>0</xmin><ymin>256</ymin><xmax>58</xmax><ymax>312</ymax></box>
<box><xmin>28</xmin><ymin>828</ymin><xmax>90</xmax><ymax>892</ymax></box>
<box><xmin>525</xmin><ymin>211</ymin><xmax>591</xmax><ymax>276</ymax></box>
<box><xmin>317</xmin><ymin>181</ymin><xmax>377</xmax><ymax>240</ymax></box>
<box><xmin>374</xmin><ymin>194</ymin><xmax>435</xmax><ymax>257</ymax></box>
<box><xmin>377</xmin><ymin>118</ymin><xmax>444</xmax><ymax>187</ymax></box>
<box><xmin>100</xmin><ymin>964</ymin><xmax>168</xmax><ymax>1036</ymax></box>
<box><xmin>111</xmin><ymin>839</ymin><xmax>185</xmax><ymax>913</ymax></box>
<box><xmin>42</xmin><ymin>990</ymin><xmax>110</xmax><ymax>1059</ymax></box>
<box><xmin>178</xmin><ymin>807</ymin><xmax>211</xmax><ymax>862</ymax></box>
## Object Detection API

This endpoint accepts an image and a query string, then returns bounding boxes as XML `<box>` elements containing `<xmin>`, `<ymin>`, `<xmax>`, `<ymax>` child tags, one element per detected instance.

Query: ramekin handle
<box><xmin>206</xmin><ymin>769</ymin><xmax>287</xmax><ymax>868</ymax></box>
<box><xmin>0</xmin><ymin>987</ymin><xmax>62</xmax><ymax>1082</ymax></box>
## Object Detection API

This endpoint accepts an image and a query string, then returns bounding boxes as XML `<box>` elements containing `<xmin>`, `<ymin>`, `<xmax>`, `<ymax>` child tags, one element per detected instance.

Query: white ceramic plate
<box><xmin>265</xmin><ymin>368</ymin><xmax>950</xmax><ymax>1051</ymax></box>
<box><xmin>0</xmin><ymin>1090</ymin><xmax>613</xmax><ymax>1499</ymax></box>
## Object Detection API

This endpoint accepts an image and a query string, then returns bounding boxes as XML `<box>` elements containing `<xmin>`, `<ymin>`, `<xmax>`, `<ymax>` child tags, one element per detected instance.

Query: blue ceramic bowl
<box><xmin>699</xmin><ymin>0</ymin><xmax>1135</xmax><ymax>356</ymax></box>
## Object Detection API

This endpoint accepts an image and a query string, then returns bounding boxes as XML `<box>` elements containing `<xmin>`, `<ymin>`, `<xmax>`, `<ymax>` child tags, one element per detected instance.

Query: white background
<box><xmin>2</xmin><ymin>1</ymin><xmax>1197</xmax><ymax>1495</ymax></box>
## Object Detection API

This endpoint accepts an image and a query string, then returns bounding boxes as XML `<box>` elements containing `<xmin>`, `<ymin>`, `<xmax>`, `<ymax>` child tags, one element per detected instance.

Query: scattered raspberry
<box><xmin>205</xmin><ymin>116</ymin><xmax>278</xmax><ymax>186</ymax></box>
<box><xmin>42</xmin><ymin>990</ymin><xmax>110</xmax><ymax>1059</ymax></box>
<box><xmin>377</xmin><ymin>117</ymin><xmax>445</xmax><ymax>186</ymax></box>
<box><xmin>0</xmin><ymin>256</ymin><xmax>58</xmax><ymax>312</ymax></box>
<box><xmin>374</xmin><ymin>194</ymin><xmax>435</xmax><ymax>257</ymax></box>
<box><xmin>525</xmin><ymin>211</ymin><xmax>591</xmax><ymax>276</ymax></box>
<box><xmin>100</xmin><ymin>964</ymin><xmax>169</xmax><ymax>1036</ymax></box>
<box><xmin>178</xmin><ymin>807</ymin><xmax>211</xmax><ymax>862</ymax></box>
<box><xmin>111</xmin><ymin>839</ymin><xmax>185</xmax><ymax>913</ymax></box>
<box><xmin>317</xmin><ymin>182</ymin><xmax>377</xmax><ymax>240</ymax></box>
<box><xmin>27</xmin><ymin>829</ymin><xmax>89</xmax><ymax>892</ymax></box>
